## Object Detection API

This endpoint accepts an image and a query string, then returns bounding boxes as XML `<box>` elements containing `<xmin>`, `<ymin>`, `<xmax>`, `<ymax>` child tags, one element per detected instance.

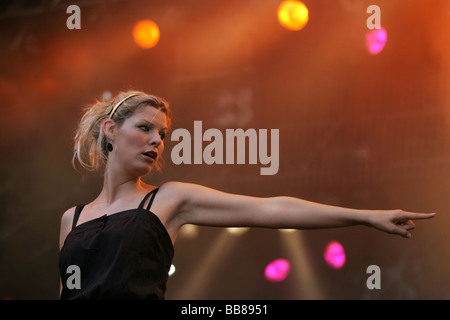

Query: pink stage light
<box><xmin>324</xmin><ymin>241</ymin><xmax>346</xmax><ymax>269</ymax></box>
<box><xmin>264</xmin><ymin>258</ymin><xmax>291</xmax><ymax>282</ymax></box>
<box><xmin>365</xmin><ymin>27</ymin><xmax>388</xmax><ymax>55</ymax></box>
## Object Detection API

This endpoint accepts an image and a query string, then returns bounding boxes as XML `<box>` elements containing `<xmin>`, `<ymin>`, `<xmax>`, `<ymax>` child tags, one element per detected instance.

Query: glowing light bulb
<box><xmin>264</xmin><ymin>258</ymin><xmax>291</xmax><ymax>282</ymax></box>
<box><xmin>324</xmin><ymin>241</ymin><xmax>346</xmax><ymax>269</ymax></box>
<box><xmin>168</xmin><ymin>264</ymin><xmax>176</xmax><ymax>277</ymax></box>
<box><xmin>277</xmin><ymin>1</ymin><xmax>309</xmax><ymax>31</ymax></box>
<box><xmin>226</xmin><ymin>227</ymin><xmax>249</xmax><ymax>236</ymax></box>
<box><xmin>181</xmin><ymin>224</ymin><xmax>199</xmax><ymax>238</ymax></box>
<box><xmin>133</xmin><ymin>19</ymin><xmax>160</xmax><ymax>49</ymax></box>
<box><xmin>365</xmin><ymin>27</ymin><xmax>387</xmax><ymax>55</ymax></box>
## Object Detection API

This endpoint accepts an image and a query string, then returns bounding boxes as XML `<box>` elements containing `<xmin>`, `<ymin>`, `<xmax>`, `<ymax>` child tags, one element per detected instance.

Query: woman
<box><xmin>59</xmin><ymin>90</ymin><xmax>435</xmax><ymax>299</ymax></box>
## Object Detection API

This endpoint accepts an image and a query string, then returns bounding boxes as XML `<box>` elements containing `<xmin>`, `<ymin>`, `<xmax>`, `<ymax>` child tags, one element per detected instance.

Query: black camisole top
<box><xmin>59</xmin><ymin>188</ymin><xmax>174</xmax><ymax>299</ymax></box>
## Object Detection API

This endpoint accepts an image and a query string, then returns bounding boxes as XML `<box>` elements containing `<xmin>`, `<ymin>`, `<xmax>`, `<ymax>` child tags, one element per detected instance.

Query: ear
<box><xmin>102</xmin><ymin>119</ymin><xmax>117</xmax><ymax>142</ymax></box>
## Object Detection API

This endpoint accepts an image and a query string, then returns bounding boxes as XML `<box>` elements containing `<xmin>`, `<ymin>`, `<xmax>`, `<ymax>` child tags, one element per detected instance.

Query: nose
<box><xmin>148</xmin><ymin>130</ymin><xmax>163</xmax><ymax>147</ymax></box>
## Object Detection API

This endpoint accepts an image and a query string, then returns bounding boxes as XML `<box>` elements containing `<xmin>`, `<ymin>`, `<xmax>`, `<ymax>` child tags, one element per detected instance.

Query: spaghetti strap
<box><xmin>72</xmin><ymin>205</ymin><xmax>85</xmax><ymax>230</ymax></box>
<box><xmin>138</xmin><ymin>188</ymin><xmax>159</xmax><ymax>211</ymax></box>
<box><xmin>146</xmin><ymin>188</ymin><xmax>159</xmax><ymax>211</ymax></box>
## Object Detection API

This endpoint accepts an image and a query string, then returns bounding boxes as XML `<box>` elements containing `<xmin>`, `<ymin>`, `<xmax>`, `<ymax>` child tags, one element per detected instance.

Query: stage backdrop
<box><xmin>0</xmin><ymin>0</ymin><xmax>449</xmax><ymax>299</ymax></box>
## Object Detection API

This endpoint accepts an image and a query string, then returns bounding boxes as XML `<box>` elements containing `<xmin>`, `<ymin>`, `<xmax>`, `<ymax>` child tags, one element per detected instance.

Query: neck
<box><xmin>98</xmin><ymin>162</ymin><xmax>149</xmax><ymax>206</ymax></box>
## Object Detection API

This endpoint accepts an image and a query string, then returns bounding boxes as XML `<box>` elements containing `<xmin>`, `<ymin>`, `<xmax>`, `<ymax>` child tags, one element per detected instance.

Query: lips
<box><xmin>142</xmin><ymin>151</ymin><xmax>157</xmax><ymax>161</ymax></box>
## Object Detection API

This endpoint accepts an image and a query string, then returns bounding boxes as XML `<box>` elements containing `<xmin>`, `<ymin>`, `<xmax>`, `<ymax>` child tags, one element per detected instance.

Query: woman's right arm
<box><xmin>59</xmin><ymin>207</ymin><xmax>75</xmax><ymax>249</ymax></box>
<box><xmin>59</xmin><ymin>207</ymin><xmax>76</xmax><ymax>297</ymax></box>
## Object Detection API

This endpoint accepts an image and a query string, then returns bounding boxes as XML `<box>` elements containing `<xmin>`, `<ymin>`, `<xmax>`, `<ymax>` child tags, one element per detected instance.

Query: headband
<box><xmin>105</xmin><ymin>93</ymin><xmax>141</xmax><ymax>119</ymax></box>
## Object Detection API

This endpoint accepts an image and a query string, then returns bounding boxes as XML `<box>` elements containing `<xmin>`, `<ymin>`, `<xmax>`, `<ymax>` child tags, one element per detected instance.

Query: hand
<box><xmin>367</xmin><ymin>210</ymin><xmax>436</xmax><ymax>238</ymax></box>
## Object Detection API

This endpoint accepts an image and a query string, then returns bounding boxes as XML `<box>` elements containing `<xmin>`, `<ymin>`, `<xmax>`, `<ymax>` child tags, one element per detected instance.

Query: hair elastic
<box><xmin>106</xmin><ymin>93</ymin><xmax>141</xmax><ymax>119</ymax></box>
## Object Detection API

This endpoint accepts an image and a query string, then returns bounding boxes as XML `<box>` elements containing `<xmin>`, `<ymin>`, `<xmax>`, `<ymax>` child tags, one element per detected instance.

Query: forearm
<box><xmin>261</xmin><ymin>196</ymin><xmax>370</xmax><ymax>230</ymax></box>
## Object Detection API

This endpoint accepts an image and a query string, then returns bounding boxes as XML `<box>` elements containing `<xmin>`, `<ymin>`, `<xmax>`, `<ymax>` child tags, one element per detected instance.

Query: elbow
<box><xmin>260</xmin><ymin>196</ymin><xmax>311</xmax><ymax>230</ymax></box>
<box><xmin>258</xmin><ymin>196</ymin><xmax>290</xmax><ymax>229</ymax></box>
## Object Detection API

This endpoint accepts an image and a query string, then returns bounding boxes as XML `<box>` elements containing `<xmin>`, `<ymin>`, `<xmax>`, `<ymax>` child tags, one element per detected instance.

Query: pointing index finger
<box><xmin>404</xmin><ymin>212</ymin><xmax>436</xmax><ymax>220</ymax></box>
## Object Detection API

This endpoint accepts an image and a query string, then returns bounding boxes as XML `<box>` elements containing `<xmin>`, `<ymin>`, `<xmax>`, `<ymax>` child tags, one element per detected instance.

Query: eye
<box><xmin>138</xmin><ymin>125</ymin><xmax>149</xmax><ymax>132</ymax></box>
<box><xmin>159</xmin><ymin>131</ymin><xmax>166</xmax><ymax>140</ymax></box>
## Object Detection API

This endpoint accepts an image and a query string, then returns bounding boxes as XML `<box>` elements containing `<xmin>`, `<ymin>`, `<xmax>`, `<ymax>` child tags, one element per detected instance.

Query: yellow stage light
<box><xmin>133</xmin><ymin>19</ymin><xmax>160</xmax><ymax>49</ymax></box>
<box><xmin>277</xmin><ymin>1</ymin><xmax>309</xmax><ymax>31</ymax></box>
<box><xmin>226</xmin><ymin>227</ymin><xmax>249</xmax><ymax>236</ymax></box>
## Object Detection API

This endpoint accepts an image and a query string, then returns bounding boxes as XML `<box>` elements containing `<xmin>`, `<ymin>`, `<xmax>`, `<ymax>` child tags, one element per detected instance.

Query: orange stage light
<box><xmin>277</xmin><ymin>0</ymin><xmax>309</xmax><ymax>31</ymax></box>
<box><xmin>132</xmin><ymin>19</ymin><xmax>160</xmax><ymax>49</ymax></box>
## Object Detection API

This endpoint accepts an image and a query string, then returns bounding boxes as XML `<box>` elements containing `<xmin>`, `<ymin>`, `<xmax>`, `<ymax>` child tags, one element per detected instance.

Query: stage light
<box><xmin>264</xmin><ymin>258</ymin><xmax>291</xmax><ymax>282</ymax></box>
<box><xmin>279</xmin><ymin>228</ymin><xmax>296</xmax><ymax>233</ymax></box>
<box><xmin>280</xmin><ymin>231</ymin><xmax>324</xmax><ymax>299</ymax></box>
<box><xmin>169</xmin><ymin>264</ymin><xmax>176</xmax><ymax>277</ymax></box>
<box><xmin>323</xmin><ymin>241</ymin><xmax>346</xmax><ymax>269</ymax></box>
<box><xmin>226</xmin><ymin>227</ymin><xmax>249</xmax><ymax>236</ymax></box>
<box><xmin>277</xmin><ymin>1</ymin><xmax>309</xmax><ymax>31</ymax></box>
<box><xmin>176</xmin><ymin>230</ymin><xmax>238</xmax><ymax>299</ymax></box>
<box><xmin>132</xmin><ymin>19</ymin><xmax>160</xmax><ymax>49</ymax></box>
<box><xmin>180</xmin><ymin>224</ymin><xmax>199</xmax><ymax>238</ymax></box>
<box><xmin>365</xmin><ymin>27</ymin><xmax>387</xmax><ymax>55</ymax></box>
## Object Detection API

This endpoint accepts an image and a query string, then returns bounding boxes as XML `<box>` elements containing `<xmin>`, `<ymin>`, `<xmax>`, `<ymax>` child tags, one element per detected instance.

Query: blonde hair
<box><xmin>72</xmin><ymin>90</ymin><xmax>171</xmax><ymax>172</ymax></box>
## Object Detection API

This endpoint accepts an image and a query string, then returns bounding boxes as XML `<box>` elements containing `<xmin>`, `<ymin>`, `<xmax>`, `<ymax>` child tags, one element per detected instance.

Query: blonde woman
<box><xmin>59</xmin><ymin>90</ymin><xmax>435</xmax><ymax>299</ymax></box>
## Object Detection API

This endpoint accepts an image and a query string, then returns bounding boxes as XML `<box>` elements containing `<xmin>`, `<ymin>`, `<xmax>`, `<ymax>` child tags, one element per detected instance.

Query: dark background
<box><xmin>0</xmin><ymin>0</ymin><xmax>449</xmax><ymax>300</ymax></box>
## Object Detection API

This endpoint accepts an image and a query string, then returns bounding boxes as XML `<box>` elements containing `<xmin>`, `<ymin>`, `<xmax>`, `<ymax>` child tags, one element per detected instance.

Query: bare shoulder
<box><xmin>61</xmin><ymin>206</ymin><xmax>77</xmax><ymax>228</ymax></box>
<box><xmin>156</xmin><ymin>181</ymin><xmax>193</xmax><ymax>210</ymax></box>
<box><xmin>157</xmin><ymin>180</ymin><xmax>239</xmax><ymax>215</ymax></box>
<box><xmin>158</xmin><ymin>181</ymin><xmax>194</xmax><ymax>197</ymax></box>
<box><xmin>59</xmin><ymin>206</ymin><xmax>77</xmax><ymax>250</ymax></box>
<box><xmin>159</xmin><ymin>181</ymin><xmax>223</xmax><ymax>194</ymax></box>
<box><xmin>156</xmin><ymin>181</ymin><xmax>210</xmax><ymax>218</ymax></box>
<box><xmin>62</xmin><ymin>206</ymin><xmax>76</xmax><ymax>220</ymax></box>
<box><xmin>157</xmin><ymin>181</ymin><xmax>216</xmax><ymax>206</ymax></box>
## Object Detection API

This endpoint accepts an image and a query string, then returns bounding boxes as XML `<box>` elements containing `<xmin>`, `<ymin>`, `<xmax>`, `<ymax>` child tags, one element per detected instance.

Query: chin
<box><xmin>139</xmin><ymin>166</ymin><xmax>154</xmax><ymax>177</ymax></box>
<box><xmin>128</xmin><ymin>164</ymin><xmax>154</xmax><ymax>178</ymax></box>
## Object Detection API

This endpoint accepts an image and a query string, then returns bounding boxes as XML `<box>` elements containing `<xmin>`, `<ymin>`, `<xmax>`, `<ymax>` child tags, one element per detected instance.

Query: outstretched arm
<box><xmin>165</xmin><ymin>182</ymin><xmax>435</xmax><ymax>239</ymax></box>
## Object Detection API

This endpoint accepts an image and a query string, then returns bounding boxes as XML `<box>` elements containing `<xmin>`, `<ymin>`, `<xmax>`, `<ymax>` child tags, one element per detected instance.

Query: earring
<box><xmin>107</xmin><ymin>142</ymin><xmax>113</xmax><ymax>152</ymax></box>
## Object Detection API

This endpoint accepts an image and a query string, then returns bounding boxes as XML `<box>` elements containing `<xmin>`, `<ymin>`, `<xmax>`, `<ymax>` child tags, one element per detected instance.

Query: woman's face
<box><xmin>111</xmin><ymin>106</ymin><xmax>168</xmax><ymax>177</ymax></box>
